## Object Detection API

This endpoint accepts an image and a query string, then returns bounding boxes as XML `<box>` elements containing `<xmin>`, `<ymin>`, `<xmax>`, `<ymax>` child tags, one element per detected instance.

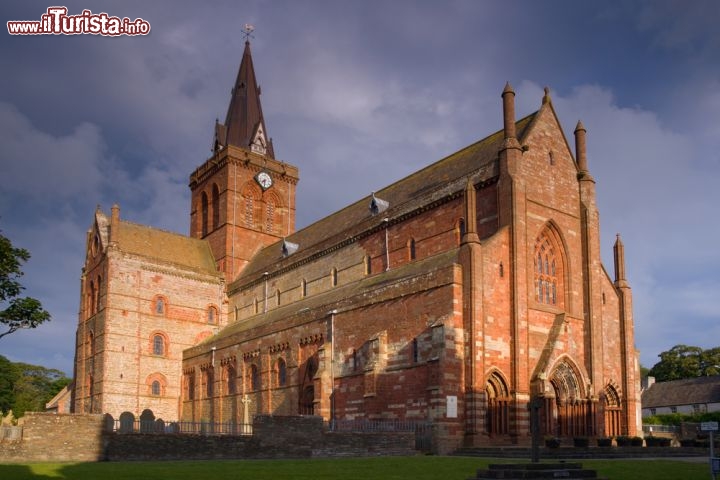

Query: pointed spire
<box><xmin>462</xmin><ymin>179</ymin><xmax>480</xmax><ymax>244</ymax></box>
<box><xmin>221</xmin><ymin>40</ymin><xmax>274</xmax><ymax>158</ymax></box>
<box><xmin>574</xmin><ymin>120</ymin><xmax>589</xmax><ymax>174</ymax></box>
<box><xmin>502</xmin><ymin>82</ymin><xmax>516</xmax><ymax>139</ymax></box>
<box><xmin>613</xmin><ymin>234</ymin><xmax>628</xmax><ymax>287</ymax></box>
<box><xmin>110</xmin><ymin>203</ymin><xmax>120</xmax><ymax>245</ymax></box>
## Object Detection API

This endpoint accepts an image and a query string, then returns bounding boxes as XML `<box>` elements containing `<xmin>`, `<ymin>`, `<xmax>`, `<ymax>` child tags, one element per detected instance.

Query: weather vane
<box><xmin>242</xmin><ymin>24</ymin><xmax>255</xmax><ymax>42</ymax></box>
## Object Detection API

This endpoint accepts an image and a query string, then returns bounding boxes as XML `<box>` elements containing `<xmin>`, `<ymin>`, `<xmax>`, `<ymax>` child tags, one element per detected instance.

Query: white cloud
<box><xmin>0</xmin><ymin>102</ymin><xmax>106</xmax><ymax>202</ymax></box>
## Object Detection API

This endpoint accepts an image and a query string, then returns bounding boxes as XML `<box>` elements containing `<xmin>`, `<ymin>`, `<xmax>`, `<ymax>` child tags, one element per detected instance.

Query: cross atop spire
<box><xmin>213</xmin><ymin>31</ymin><xmax>274</xmax><ymax>158</ymax></box>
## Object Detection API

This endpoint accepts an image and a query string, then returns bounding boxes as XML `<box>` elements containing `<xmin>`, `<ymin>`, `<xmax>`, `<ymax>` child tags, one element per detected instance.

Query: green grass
<box><xmin>0</xmin><ymin>456</ymin><xmax>710</xmax><ymax>480</ymax></box>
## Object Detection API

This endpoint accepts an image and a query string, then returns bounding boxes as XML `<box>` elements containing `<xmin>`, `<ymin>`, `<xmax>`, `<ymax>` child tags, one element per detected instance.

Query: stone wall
<box><xmin>0</xmin><ymin>413</ymin><xmax>416</xmax><ymax>463</ymax></box>
<box><xmin>0</xmin><ymin>412</ymin><xmax>106</xmax><ymax>463</ymax></box>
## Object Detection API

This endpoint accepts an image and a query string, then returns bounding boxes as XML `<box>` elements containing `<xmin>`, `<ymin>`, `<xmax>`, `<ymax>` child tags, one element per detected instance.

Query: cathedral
<box><xmin>72</xmin><ymin>40</ymin><xmax>640</xmax><ymax>450</ymax></box>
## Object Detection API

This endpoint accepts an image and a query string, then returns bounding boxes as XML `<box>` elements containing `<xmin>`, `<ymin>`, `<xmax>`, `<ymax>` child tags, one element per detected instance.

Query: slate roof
<box><xmin>642</xmin><ymin>376</ymin><xmax>720</xmax><ymax>408</ymax></box>
<box><xmin>217</xmin><ymin>40</ymin><xmax>275</xmax><ymax>158</ymax></box>
<box><xmin>230</xmin><ymin>112</ymin><xmax>536</xmax><ymax>289</ymax></box>
<box><xmin>115</xmin><ymin>220</ymin><xmax>219</xmax><ymax>275</ymax></box>
<box><xmin>195</xmin><ymin>248</ymin><xmax>459</xmax><ymax>349</ymax></box>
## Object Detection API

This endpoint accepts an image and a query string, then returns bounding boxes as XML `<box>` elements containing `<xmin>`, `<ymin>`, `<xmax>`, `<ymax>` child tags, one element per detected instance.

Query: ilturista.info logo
<box><xmin>7</xmin><ymin>7</ymin><xmax>151</xmax><ymax>36</ymax></box>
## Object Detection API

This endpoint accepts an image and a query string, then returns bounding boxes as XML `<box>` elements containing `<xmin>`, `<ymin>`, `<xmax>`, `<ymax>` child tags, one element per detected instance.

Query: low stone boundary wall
<box><xmin>0</xmin><ymin>413</ymin><xmax>416</xmax><ymax>463</ymax></box>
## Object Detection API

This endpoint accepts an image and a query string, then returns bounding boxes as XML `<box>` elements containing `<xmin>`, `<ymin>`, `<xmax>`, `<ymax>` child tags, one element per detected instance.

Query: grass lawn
<box><xmin>0</xmin><ymin>456</ymin><xmax>710</xmax><ymax>480</ymax></box>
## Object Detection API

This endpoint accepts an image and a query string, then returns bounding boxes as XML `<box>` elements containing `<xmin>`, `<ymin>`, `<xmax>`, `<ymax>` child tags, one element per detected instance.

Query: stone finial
<box><xmin>110</xmin><ymin>203</ymin><xmax>120</xmax><ymax>244</ymax></box>
<box><xmin>542</xmin><ymin>86</ymin><xmax>551</xmax><ymax>104</ymax></box>
<box><xmin>574</xmin><ymin>120</ymin><xmax>589</xmax><ymax>174</ymax></box>
<box><xmin>502</xmin><ymin>82</ymin><xmax>517</xmax><ymax>139</ymax></box>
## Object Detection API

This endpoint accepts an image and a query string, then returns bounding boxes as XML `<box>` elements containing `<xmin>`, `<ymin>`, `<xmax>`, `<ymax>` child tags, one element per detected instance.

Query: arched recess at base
<box><xmin>601</xmin><ymin>383</ymin><xmax>623</xmax><ymax>437</ymax></box>
<box><xmin>485</xmin><ymin>370</ymin><xmax>510</xmax><ymax>436</ymax></box>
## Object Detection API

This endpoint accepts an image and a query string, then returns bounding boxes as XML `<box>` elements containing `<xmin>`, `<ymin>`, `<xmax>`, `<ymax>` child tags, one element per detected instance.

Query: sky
<box><xmin>1</xmin><ymin>0</ymin><xmax>719</xmax><ymax>377</ymax></box>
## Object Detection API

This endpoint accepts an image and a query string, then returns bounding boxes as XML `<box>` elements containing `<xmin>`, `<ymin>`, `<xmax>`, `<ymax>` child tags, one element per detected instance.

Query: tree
<box><xmin>648</xmin><ymin>344</ymin><xmax>719</xmax><ymax>381</ymax></box>
<box><xmin>0</xmin><ymin>231</ymin><xmax>51</xmax><ymax>340</ymax></box>
<box><xmin>0</xmin><ymin>355</ymin><xmax>70</xmax><ymax>417</ymax></box>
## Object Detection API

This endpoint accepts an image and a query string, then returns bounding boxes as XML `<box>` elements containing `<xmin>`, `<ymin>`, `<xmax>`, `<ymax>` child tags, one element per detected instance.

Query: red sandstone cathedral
<box><xmin>72</xmin><ymin>40</ymin><xmax>640</xmax><ymax>451</ymax></box>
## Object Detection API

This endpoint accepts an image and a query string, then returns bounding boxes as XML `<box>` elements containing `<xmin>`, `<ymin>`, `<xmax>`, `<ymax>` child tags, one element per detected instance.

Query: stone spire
<box><xmin>574</xmin><ymin>120</ymin><xmax>593</xmax><ymax>181</ymax></box>
<box><xmin>216</xmin><ymin>40</ymin><xmax>274</xmax><ymax>158</ymax></box>
<box><xmin>502</xmin><ymin>82</ymin><xmax>517</xmax><ymax>140</ymax></box>
<box><xmin>462</xmin><ymin>179</ymin><xmax>480</xmax><ymax>244</ymax></box>
<box><xmin>613</xmin><ymin>234</ymin><xmax>628</xmax><ymax>288</ymax></box>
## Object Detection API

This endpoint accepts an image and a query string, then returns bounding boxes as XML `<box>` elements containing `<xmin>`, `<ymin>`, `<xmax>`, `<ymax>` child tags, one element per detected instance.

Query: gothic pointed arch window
<box><xmin>534</xmin><ymin>227</ymin><xmax>564</xmax><ymax>307</ymax></box>
<box><xmin>212</xmin><ymin>184</ymin><xmax>220</xmax><ymax>230</ymax></box>
<box><xmin>408</xmin><ymin>238</ymin><xmax>417</xmax><ymax>261</ymax></box>
<box><xmin>201</xmin><ymin>192</ymin><xmax>209</xmax><ymax>236</ymax></box>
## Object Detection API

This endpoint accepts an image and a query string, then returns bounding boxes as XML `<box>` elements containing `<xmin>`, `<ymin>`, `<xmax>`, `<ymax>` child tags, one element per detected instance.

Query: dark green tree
<box><xmin>12</xmin><ymin>363</ymin><xmax>70</xmax><ymax>416</ymax></box>
<box><xmin>0</xmin><ymin>354</ymin><xmax>19</xmax><ymax>412</ymax></box>
<box><xmin>0</xmin><ymin>355</ymin><xmax>70</xmax><ymax>417</ymax></box>
<box><xmin>0</xmin><ymin>231</ymin><xmax>51</xmax><ymax>339</ymax></box>
<box><xmin>648</xmin><ymin>344</ymin><xmax>716</xmax><ymax>381</ymax></box>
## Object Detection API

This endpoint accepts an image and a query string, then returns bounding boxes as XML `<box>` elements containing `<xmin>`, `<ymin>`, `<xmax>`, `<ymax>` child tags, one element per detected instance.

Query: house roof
<box><xmin>115</xmin><ymin>220</ymin><xmax>219</xmax><ymax>275</ymax></box>
<box><xmin>642</xmin><ymin>376</ymin><xmax>720</xmax><ymax>408</ymax></box>
<box><xmin>229</xmin><ymin>112</ymin><xmax>536</xmax><ymax>290</ymax></box>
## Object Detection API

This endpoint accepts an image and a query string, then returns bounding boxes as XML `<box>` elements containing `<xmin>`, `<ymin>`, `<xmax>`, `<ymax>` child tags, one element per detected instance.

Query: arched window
<box><xmin>212</xmin><ymin>184</ymin><xmax>220</xmax><ymax>230</ymax></box>
<box><xmin>301</xmin><ymin>279</ymin><xmax>307</xmax><ymax>298</ymax></box>
<box><xmin>254</xmin><ymin>297</ymin><xmax>259</xmax><ymax>314</ymax></box>
<box><xmin>207</xmin><ymin>306</ymin><xmax>218</xmax><ymax>324</ymax></box>
<box><xmin>203</xmin><ymin>369</ymin><xmax>214</xmax><ymax>398</ymax></box>
<box><xmin>277</xmin><ymin>358</ymin><xmax>287</xmax><ymax>387</ymax></box>
<box><xmin>364</xmin><ymin>255</ymin><xmax>372</xmax><ymax>275</ymax></box>
<box><xmin>331</xmin><ymin>268</ymin><xmax>338</xmax><ymax>287</ymax></box>
<box><xmin>151</xmin><ymin>380</ymin><xmax>161</xmax><ymax>396</ymax></box>
<box><xmin>249</xmin><ymin>364</ymin><xmax>260</xmax><ymax>391</ymax></box>
<box><xmin>152</xmin><ymin>334</ymin><xmax>165</xmax><ymax>356</ymax></box>
<box><xmin>409</xmin><ymin>238</ymin><xmax>416</xmax><ymax>260</ymax></box>
<box><xmin>534</xmin><ymin>230</ymin><xmax>562</xmax><ymax>307</ymax></box>
<box><xmin>185</xmin><ymin>372</ymin><xmax>195</xmax><ymax>400</ymax></box>
<box><xmin>276</xmin><ymin>289</ymin><xmax>281</xmax><ymax>306</ymax></box>
<box><xmin>88</xmin><ymin>281</ymin><xmax>95</xmax><ymax>316</ymax></box>
<box><xmin>154</xmin><ymin>296</ymin><xmax>166</xmax><ymax>315</ymax></box>
<box><xmin>201</xmin><ymin>192</ymin><xmax>209</xmax><ymax>237</ymax></box>
<box><xmin>225</xmin><ymin>364</ymin><xmax>237</xmax><ymax>395</ymax></box>
<box><xmin>458</xmin><ymin>218</ymin><xmax>466</xmax><ymax>245</ymax></box>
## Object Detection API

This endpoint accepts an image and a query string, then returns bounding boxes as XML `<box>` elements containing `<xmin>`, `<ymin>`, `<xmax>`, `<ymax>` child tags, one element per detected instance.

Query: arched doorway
<box><xmin>486</xmin><ymin>371</ymin><xmax>510</xmax><ymax>436</ymax></box>
<box><xmin>299</xmin><ymin>355</ymin><xmax>318</xmax><ymax>415</ymax></box>
<box><xmin>544</xmin><ymin>359</ymin><xmax>594</xmax><ymax>437</ymax></box>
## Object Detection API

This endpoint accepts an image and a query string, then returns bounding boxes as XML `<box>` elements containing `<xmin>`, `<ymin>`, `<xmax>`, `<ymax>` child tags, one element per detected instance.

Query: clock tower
<box><xmin>189</xmin><ymin>39</ymin><xmax>298</xmax><ymax>283</ymax></box>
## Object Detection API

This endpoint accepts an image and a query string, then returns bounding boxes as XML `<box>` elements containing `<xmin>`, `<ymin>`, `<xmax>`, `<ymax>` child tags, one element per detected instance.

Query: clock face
<box><xmin>255</xmin><ymin>171</ymin><xmax>273</xmax><ymax>190</ymax></box>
